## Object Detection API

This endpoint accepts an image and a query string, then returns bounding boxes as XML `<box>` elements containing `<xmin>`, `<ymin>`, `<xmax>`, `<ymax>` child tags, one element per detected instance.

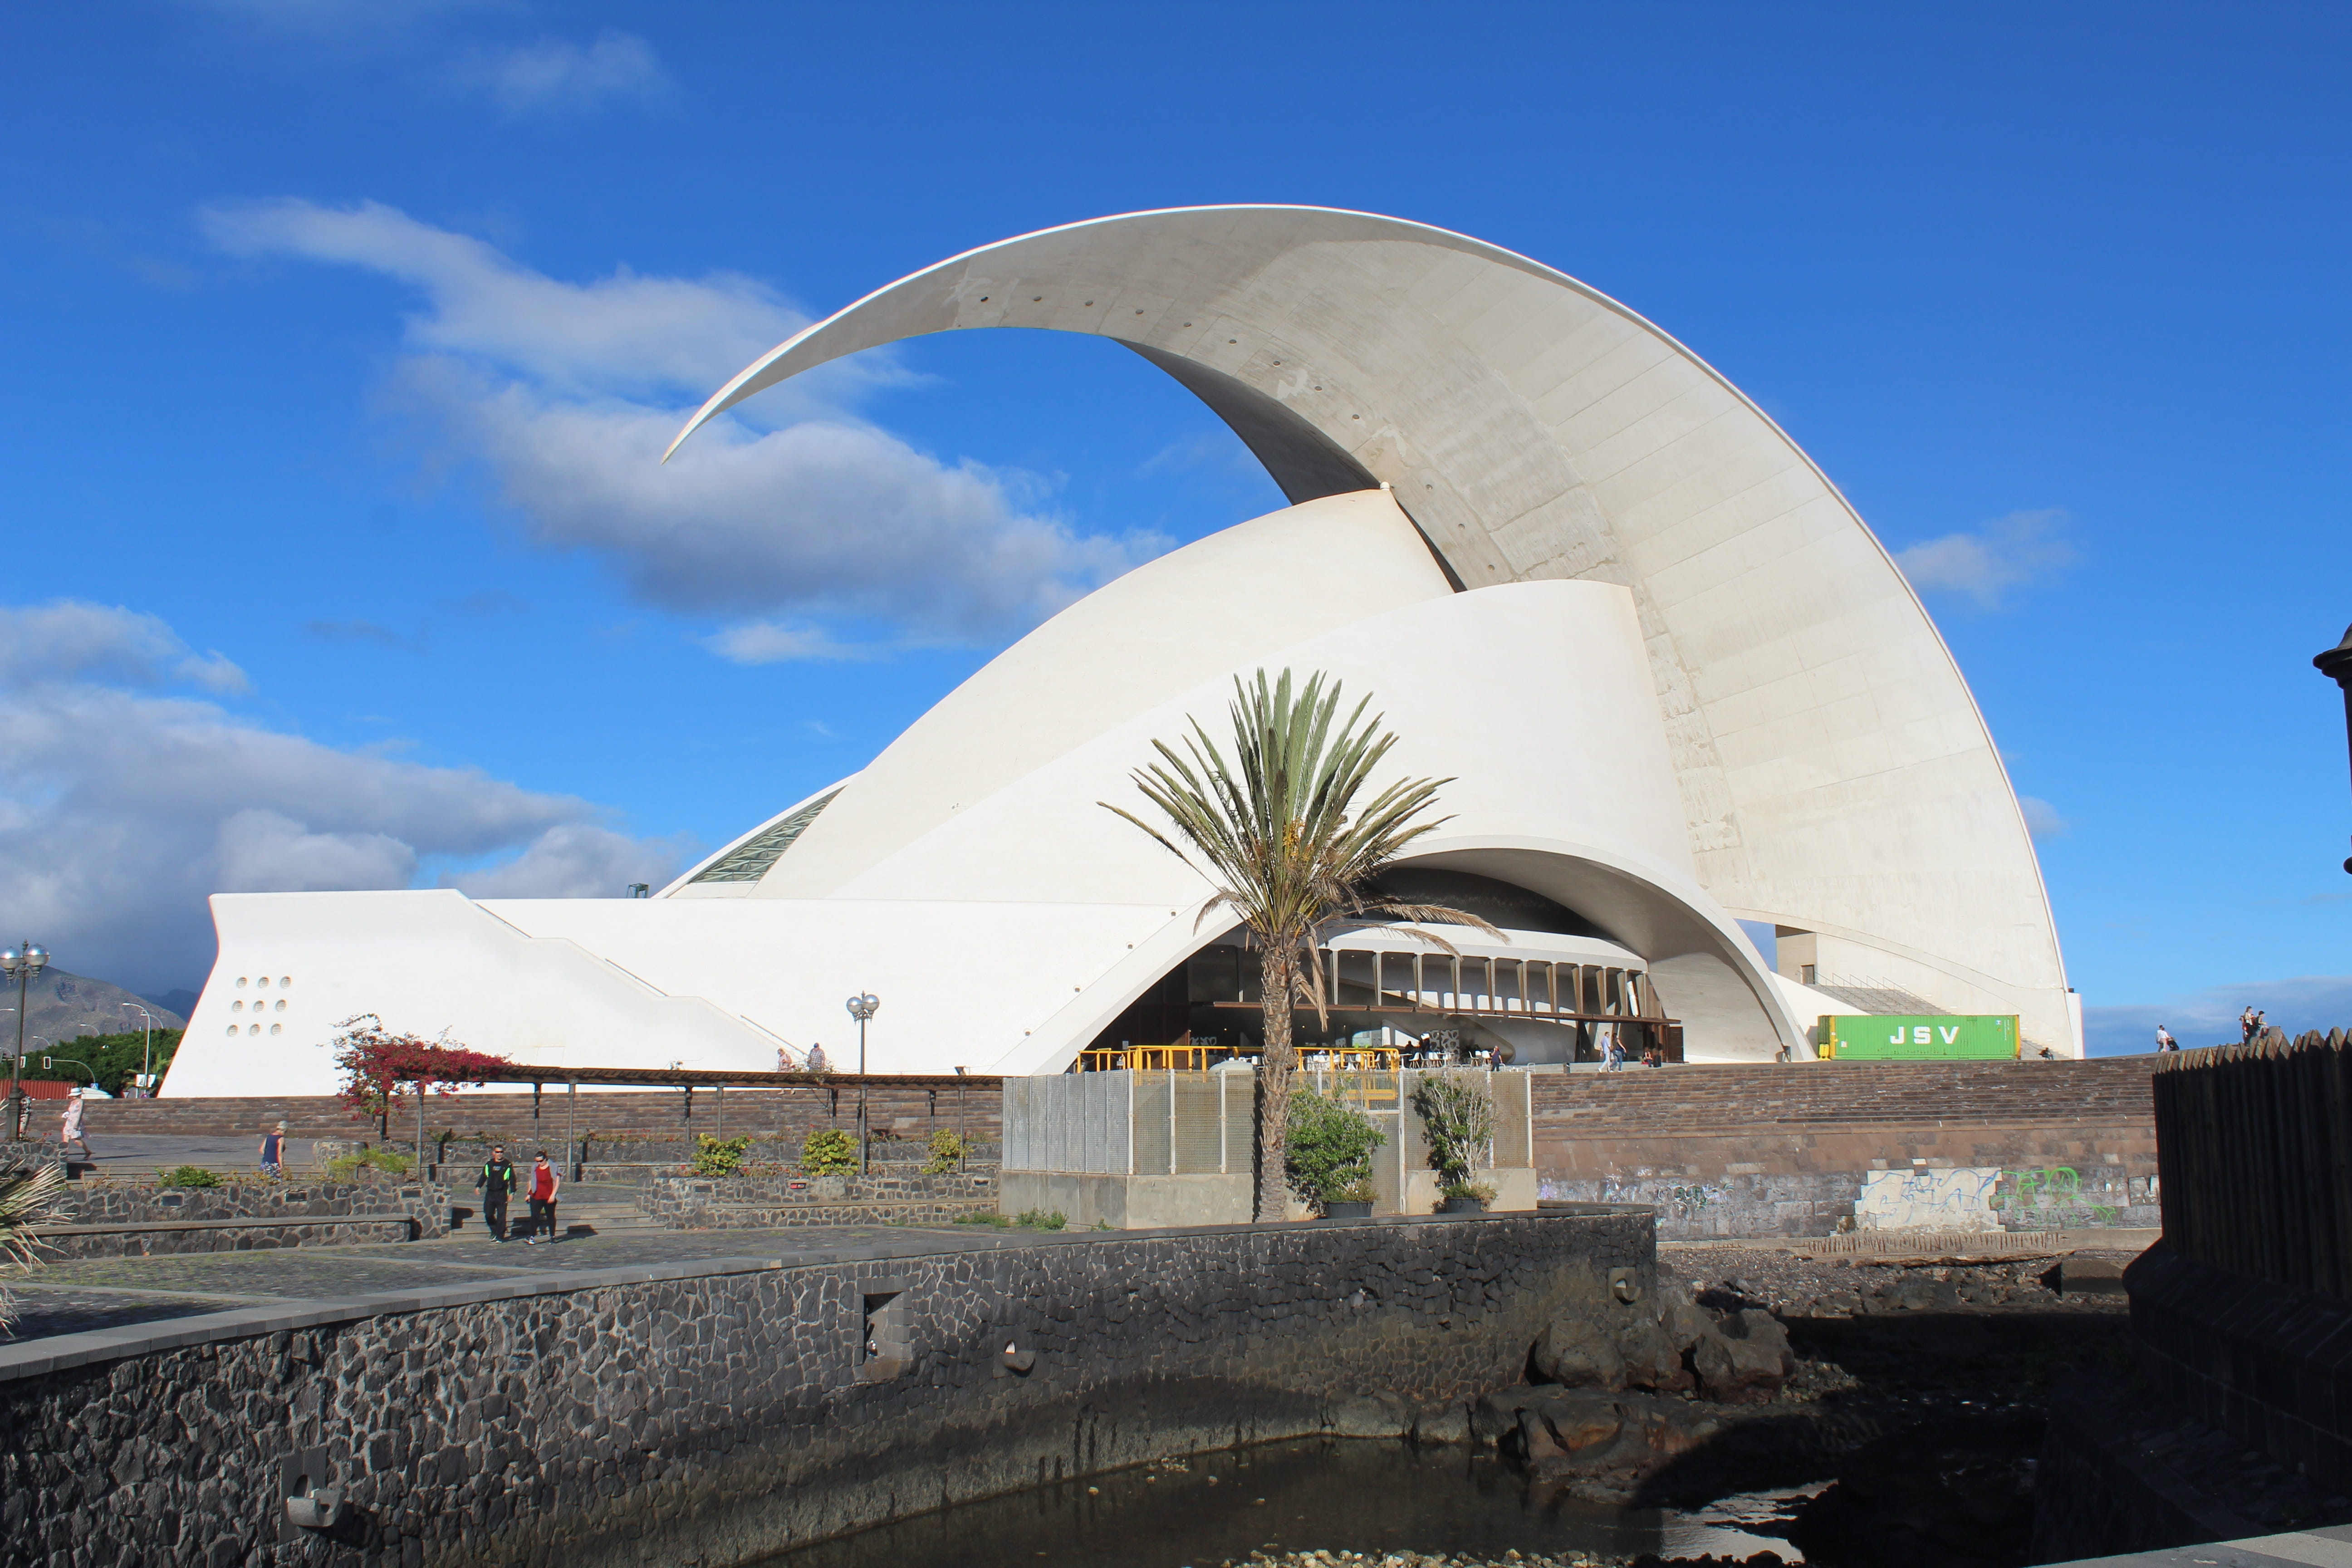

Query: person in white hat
<box><xmin>59</xmin><ymin>1088</ymin><xmax>95</xmax><ymax>1160</ymax></box>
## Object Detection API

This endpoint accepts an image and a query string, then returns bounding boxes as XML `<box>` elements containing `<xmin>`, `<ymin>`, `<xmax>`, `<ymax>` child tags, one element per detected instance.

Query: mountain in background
<box><xmin>2</xmin><ymin>967</ymin><xmax>188</xmax><ymax>1053</ymax></box>
<box><xmin>142</xmin><ymin>988</ymin><xmax>200</xmax><ymax>1019</ymax></box>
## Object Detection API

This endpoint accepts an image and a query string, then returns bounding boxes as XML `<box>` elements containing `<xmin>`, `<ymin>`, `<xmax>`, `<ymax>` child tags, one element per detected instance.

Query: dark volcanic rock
<box><xmin>1787</xmin><ymin>1414</ymin><xmax>2044</xmax><ymax>1568</ymax></box>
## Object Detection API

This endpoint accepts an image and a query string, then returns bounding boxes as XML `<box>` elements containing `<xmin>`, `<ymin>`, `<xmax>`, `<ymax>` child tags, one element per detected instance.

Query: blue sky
<box><xmin>2</xmin><ymin>3</ymin><xmax>2347</xmax><ymax>1051</ymax></box>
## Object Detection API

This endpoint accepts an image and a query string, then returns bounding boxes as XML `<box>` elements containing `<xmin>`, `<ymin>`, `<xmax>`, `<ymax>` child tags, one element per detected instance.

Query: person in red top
<box><xmin>523</xmin><ymin>1150</ymin><xmax>562</xmax><ymax>1245</ymax></box>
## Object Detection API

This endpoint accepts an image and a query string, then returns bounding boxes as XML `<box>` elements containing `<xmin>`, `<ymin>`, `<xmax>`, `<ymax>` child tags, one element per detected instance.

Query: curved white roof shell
<box><xmin>671</xmin><ymin>205</ymin><xmax>2070</xmax><ymax>1050</ymax></box>
<box><xmin>162</xmin><ymin>205</ymin><xmax>2075</xmax><ymax>1096</ymax></box>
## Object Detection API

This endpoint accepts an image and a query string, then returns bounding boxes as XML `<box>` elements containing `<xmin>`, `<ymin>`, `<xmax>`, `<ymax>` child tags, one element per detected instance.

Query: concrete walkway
<box><xmin>2057</xmin><ymin>1524</ymin><xmax>2352</xmax><ymax>1567</ymax></box>
<box><xmin>0</xmin><ymin>1215</ymin><xmax>1031</xmax><ymax>1345</ymax></box>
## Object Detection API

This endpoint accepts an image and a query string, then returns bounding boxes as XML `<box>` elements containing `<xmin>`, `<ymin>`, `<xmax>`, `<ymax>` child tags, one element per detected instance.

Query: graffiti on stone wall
<box><xmin>1854</xmin><ymin>1166</ymin><xmax>2002</xmax><ymax>1231</ymax></box>
<box><xmin>1990</xmin><ymin>1166</ymin><xmax>2155</xmax><ymax>1229</ymax></box>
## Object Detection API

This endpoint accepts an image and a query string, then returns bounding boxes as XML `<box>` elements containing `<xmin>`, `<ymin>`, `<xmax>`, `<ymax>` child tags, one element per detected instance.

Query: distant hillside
<box><xmin>3</xmin><ymin>967</ymin><xmax>188</xmax><ymax>1049</ymax></box>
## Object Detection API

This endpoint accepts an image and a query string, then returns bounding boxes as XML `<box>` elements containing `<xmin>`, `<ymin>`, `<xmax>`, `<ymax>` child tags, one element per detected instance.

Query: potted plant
<box><xmin>1285</xmin><ymin>1085</ymin><xmax>1387</xmax><ymax>1218</ymax></box>
<box><xmin>1323</xmin><ymin>1176</ymin><xmax>1380</xmax><ymax>1219</ymax></box>
<box><xmin>1439</xmin><ymin>1180</ymin><xmax>1498</xmax><ymax>1214</ymax></box>
<box><xmin>1411</xmin><ymin>1070</ymin><xmax>1496</xmax><ymax>1215</ymax></box>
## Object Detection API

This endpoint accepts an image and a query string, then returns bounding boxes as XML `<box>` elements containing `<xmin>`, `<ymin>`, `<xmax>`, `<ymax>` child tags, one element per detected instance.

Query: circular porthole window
<box><xmin>274</xmin><ymin>1000</ymin><xmax>286</xmax><ymax>1012</ymax></box>
<box><xmin>235</xmin><ymin>976</ymin><xmax>248</xmax><ymax>989</ymax></box>
<box><xmin>231</xmin><ymin>1001</ymin><xmax>243</xmax><ymax>1014</ymax></box>
<box><xmin>280</xmin><ymin>976</ymin><xmax>292</xmax><ymax>987</ymax></box>
<box><xmin>255</xmin><ymin>976</ymin><xmax>269</xmax><ymax>989</ymax></box>
<box><xmin>225</xmin><ymin>1024</ymin><xmax>237</xmax><ymax>1037</ymax></box>
<box><xmin>270</xmin><ymin>1023</ymin><xmax>282</xmax><ymax>1035</ymax></box>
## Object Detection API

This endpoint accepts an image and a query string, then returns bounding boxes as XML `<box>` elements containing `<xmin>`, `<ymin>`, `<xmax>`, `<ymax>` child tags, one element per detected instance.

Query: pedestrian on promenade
<box><xmin>1604</xmin><ymin>1032</ymin><xmax>1627</xmax><ymax>1071</ymax></box>
<box><xmin>58</xmin><ymin>1090</ymin><xmax>94</xmax><ymax>1160</ymax></box>
<box><xmin>805</xmin><ymin>1043</ymin><xmax>830</xmax><ymax>1073</ymax></box>
<box><xmin>2155</xmin><ymin>1024</ymin><xmax>2177</xmax><ymax>1053</ymax></box>
<box><xmin>258</xmin><ymin>1121</ymin><xmax>286</xmax><ymax>1176</ymax></box>
<box><xmin>523</xmin><ymin>1150</ymin><xmax>561</xmax><ymax>1245</ymax></box>
<box><xmin>476</xmin><ymin>1144</ymin><xmax>517</xmax><ymax>1242</ymax></box>
<box><xmin>2242</xmin><ymin>1005</ymin><xmax>2260</xmax><ymax>1044</ymax></box>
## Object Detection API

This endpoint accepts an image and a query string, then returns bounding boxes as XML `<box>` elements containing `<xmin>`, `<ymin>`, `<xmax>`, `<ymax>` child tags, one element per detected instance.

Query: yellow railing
<box><xmin>1078</xmin><ymin>1044</ymin><xmax>1253</xmax><ymax>1072</ymax></box>
<box><xmin>1077</xmin><ymin>1043</ymin><xmax>1406</xmax><ymax>1073</ymax></box>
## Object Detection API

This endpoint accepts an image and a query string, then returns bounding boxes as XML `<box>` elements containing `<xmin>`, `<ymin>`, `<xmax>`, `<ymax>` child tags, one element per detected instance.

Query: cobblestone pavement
<box><xmin>2</xmin><ymin>1287</ymin><xmax>242</xmax><ymax>1342</ymax></box>
<box><xmin>3</xmin><ymin>1220</ymin><xmax>1032</xmax><ymax>1328</ymax></box>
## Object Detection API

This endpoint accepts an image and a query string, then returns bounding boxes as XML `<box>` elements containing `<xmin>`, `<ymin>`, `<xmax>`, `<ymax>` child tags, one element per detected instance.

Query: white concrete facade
<box><xmin>165</xmin><ymin>206</ymin><xmax>2072</xmax><ymax>1096</ymax></box>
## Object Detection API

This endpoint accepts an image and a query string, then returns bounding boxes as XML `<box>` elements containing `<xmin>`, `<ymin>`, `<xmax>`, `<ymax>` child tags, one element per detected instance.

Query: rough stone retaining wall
<box><xmin>0</xmin><ymin>1210</ymin><xmax>1648</xmax><ymax>1568</ymax></box>
<box><xmin>41</xmin><ymin>1180</ymin><xmax>450</xmax><ymax>1258</ymax></box>
<box><xmin>1533</xmin><ymin>1058</ymin><xmax>2160</xmax><ymax>1238</ymax></box>
<box><xmin>638</xmin><ymin>1170</ymin><xmax>994</xmax><ymax>1227</ymax></box>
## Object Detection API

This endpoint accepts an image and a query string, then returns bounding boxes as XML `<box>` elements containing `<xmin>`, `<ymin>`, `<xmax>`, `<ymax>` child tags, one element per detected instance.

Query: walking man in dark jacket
<box><xmin>476</xmin><ymin>1145</ymin><xmax>518</xmax><ymax>1242</ymax></box>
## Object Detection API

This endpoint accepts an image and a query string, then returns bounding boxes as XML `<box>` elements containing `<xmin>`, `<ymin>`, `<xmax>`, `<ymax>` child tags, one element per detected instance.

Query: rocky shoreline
<box><xmin>1212</xmin><ymin>1247</ymin><xmax>2142</xmax><ymax>1568</ymax></box>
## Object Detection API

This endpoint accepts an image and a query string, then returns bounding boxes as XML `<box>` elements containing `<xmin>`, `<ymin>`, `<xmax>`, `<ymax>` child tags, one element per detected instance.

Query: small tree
<box><xmin>1285</xmin><ymin>1086</ymin><xmax>1386</xmax><ymax>1210</ymax></box>
<box><xmin>1411</xmin><ymin>1070</ymin><xmax>1496</xmax><ymax>1193</ymax></box>
<box><xmin>326</xmin><ymin>1015</ymin><xmax>519</xmax><ymax>1139</ymax></box>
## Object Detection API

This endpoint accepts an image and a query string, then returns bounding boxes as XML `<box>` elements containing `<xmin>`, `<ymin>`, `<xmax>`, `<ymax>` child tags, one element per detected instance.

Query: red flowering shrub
<box><xmin>328</xmin><ymin>1014</ymin><xmax>519</xmax><ymax>1125</ymax></box>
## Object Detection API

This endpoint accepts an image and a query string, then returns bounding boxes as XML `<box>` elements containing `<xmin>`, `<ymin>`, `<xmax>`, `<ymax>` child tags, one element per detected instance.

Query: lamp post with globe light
<box><xmin>2317</xmin><ymin>625</ymin><xmax>2352</xmax><ymax>875</ymax></box>
<box><xmin>846</xmin><ymin>992</ymin><xmax>879</xmax><ymax>1172</ymax></box>
<box><xmin>1</xmin><ymin>941</ymin><xmax>49</xmax><ymax>1141</ymax></box>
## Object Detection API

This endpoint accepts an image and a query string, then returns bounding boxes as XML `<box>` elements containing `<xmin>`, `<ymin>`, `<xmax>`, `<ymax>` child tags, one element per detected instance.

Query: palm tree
<box><xmin>0</xmin><ymin>1161</ymin><xmax>64</xmax><ymax>1332</ymax></box>
<box><xmin>1104</xmin><ymin>668</ymin><xmax>1499</xmax><ymax>1222</ymax></box>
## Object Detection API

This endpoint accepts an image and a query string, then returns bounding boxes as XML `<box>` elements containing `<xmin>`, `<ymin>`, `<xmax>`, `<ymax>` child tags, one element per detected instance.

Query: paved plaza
<box><xmin>2</xmin><ymin>1213</ymin><xmax>1032</xmax><ymax>1344</ymax></box>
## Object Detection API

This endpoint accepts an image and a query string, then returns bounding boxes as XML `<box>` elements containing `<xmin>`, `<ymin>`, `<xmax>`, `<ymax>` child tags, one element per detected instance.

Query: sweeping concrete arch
<box><xmin>669</xmin><ymin>205</ymin><xmax>2073</xmax><ymax>1051</ymax></box>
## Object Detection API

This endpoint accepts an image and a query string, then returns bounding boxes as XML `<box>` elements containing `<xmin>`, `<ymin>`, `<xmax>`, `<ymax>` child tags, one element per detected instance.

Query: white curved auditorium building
<box><xmin>165</xmin><ymin>206</ymin><xmax>2078</xmax><ymax>1096</ymax></box>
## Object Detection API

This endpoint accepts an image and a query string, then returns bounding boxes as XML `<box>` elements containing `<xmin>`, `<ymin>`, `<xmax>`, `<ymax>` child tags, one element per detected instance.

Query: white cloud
<box><xmin>203</xmin><ymin>198</ymin><xmax>1160</xmax><ymax>642</ymax></box>
<box><xmin>701</xmin><ymin>621</ymin><xmax>873</xmax><ymax>665</ymax></box>
<box><xmin>0</xmin><ymin>600</ymin><xmax>690</xmax><ymax>992</ymax></box>
<box><xmin>454</xmin><ymin>32</ymin><xmax>674</xmax><ymax>119</ymax></box>
<box><xmin>1896</xmin><ymin>509</ymin><xmax>2075</xmax><ymax>608</ymax></box>
<box><xmin>2018</xmin><ymin>795</ymin><xmax>2069</xmax><ymax>839</ymax></box>
<box><xmin>2086</xmin><ymin>975</ymin><xmax>2352</xmax><ymax>1056</ymax></box>
<box><xmin>444</xmin><ymin>822</ymin><xmax>693</xmax><ymax>899</ymax></box>
<box><xmin>0</xmin><ymin>601</ymin><xmax>248</xmax><ymax>693</ymax></box>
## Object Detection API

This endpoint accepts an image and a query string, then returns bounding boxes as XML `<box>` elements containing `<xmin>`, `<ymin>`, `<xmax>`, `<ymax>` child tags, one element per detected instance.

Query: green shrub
<box><xmin>1440</xmin><ymin>1179</ymin><xmax>1499</xmax><ymax>1205</ymax></box>
<box><xmin>954</xmin><ymin>1211</ymin><xmax>1012</xmax><ymax>1227</ymax></box>
<box><xmin>157</xmin><ymin>1166</ymin><xmax>220</xmax><ymax>1190</ymax></box>
<box><xmin>325</xmin><ymin>1148</ymin><xmax>413</xmax><ymax>1181</ymax></box>
<box><xmin>1410</xmin><ymin>1071</ymin><xmax>1494</xmax><ymax>1185</ymax></box>
<box><xmin>921</xmin><ymin>1128</ymin><xmax>965</xmax><ymax>1175</ymax></box>
<box><xmin>1285</xmin><ymin>1086</ymin><xmax>1387</xmax><ymax>1209</ymax></box>
<box><xmin>690</xmin><ymin>1134</ymin><xmax>752</xmax><ymax>1177</ymax></box>
<box><xmin>1013</xmin><ymin>1208</ymin><xmax>1067</xmax><ymax>1231</ymax></box>
<box><xmin>801</xmin><ymin>1129</ymin><xmax>858</xmax><ymax>1175</ymax></box>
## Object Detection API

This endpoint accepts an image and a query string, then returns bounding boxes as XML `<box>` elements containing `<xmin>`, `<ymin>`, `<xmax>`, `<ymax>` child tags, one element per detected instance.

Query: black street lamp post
<box><xmin>845</xmin><ymin>992</ymin><xmax>878</xmax><ymax>1172</ymax></box>
<box><xmin>0</xmin><ymin>941</ymin><xmax>49</xmax><ymax>1142</ymax></box>
<box><xmin>2316</xmin><ymin>625</ymin><xmax>2352</xmax><ymax>875</ymax></box>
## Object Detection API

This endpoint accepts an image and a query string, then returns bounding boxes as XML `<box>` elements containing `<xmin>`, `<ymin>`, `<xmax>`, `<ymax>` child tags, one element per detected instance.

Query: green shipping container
<box><xmin>1818</xmin><ymin>1014</ymin><xmax>2019</xmax><ymax>1060</ymax></box>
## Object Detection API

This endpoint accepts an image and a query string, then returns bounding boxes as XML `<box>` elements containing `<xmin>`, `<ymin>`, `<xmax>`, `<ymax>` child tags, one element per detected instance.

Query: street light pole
<box><xmin>845</xmin><ymin>992</ymin><xmax>879</xmax><ymax>1174</ymax></box>
<box><xmin>120</xmin><ymin>1003</ymin><xmax>155</xmax><ymax>1096</ymax></box>
<box><xmin>2315</xmin><ymin>624</ymin><xmax>2352</xmax><ymax>874</ymax></box>
<box><xmin>0</xmin><ymin>941</ymin><xmax>49</xmax><ymax>1142</ymax></box>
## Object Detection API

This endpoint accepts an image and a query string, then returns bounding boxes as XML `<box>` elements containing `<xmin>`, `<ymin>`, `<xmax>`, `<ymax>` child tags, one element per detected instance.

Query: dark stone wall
<box><xmin>42</xmin><ymin>1180</ymin><xmax>450</xmax><ymax>1258</ymax></box>
<box><xmin>638</xmin><ymin>1170</ymin><xmax>994</xmax><ymax>1228</ymax></box>
<box><xmin>0</xmin><ymin>1210</ymin><xmax>1649</xmax><ymax>1568</ymax></box>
